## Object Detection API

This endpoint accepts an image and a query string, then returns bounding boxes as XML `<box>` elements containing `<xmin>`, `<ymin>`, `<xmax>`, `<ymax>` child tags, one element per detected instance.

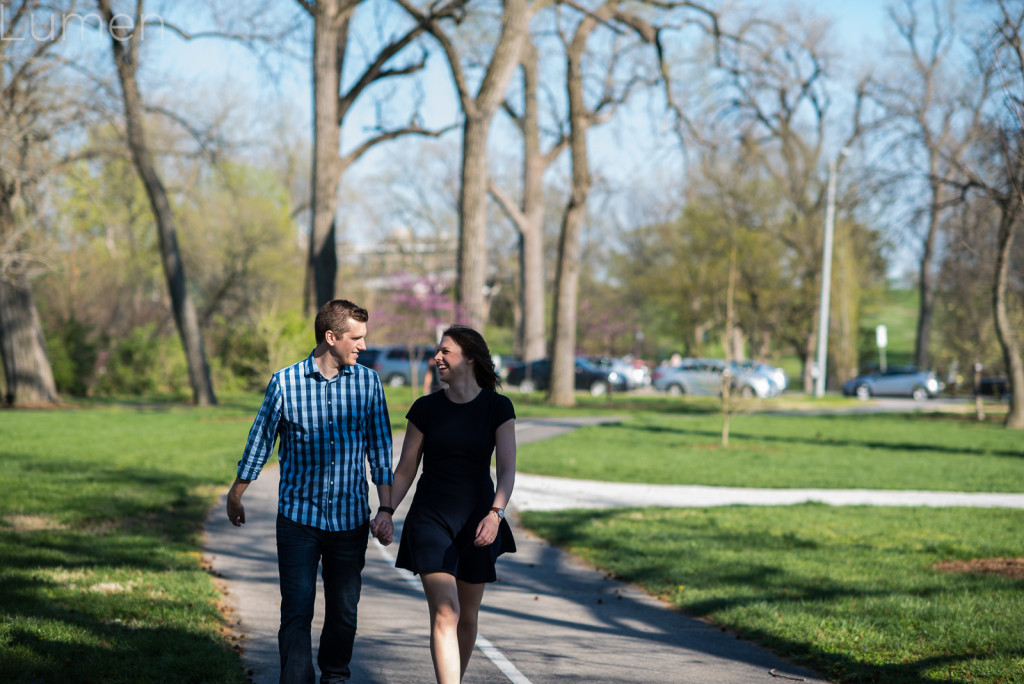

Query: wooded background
<box><xmin>0</xmin><ymin>0</ymin><xmax>1021</xmax><ymax>426</ymax></box>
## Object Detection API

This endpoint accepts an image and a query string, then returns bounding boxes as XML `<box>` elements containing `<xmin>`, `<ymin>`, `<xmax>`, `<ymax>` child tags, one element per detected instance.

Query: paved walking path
<box><xmin>203</xmin><ymin>415</ymin><xmax>1022</xmax><ymax>683</ymax></box>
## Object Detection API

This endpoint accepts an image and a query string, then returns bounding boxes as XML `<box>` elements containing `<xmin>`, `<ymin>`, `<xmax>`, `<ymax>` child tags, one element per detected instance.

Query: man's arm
<box><xmin>229</xmin><ymin>376</ymin><xmax>283</xmax><ymax>528</ymax></box>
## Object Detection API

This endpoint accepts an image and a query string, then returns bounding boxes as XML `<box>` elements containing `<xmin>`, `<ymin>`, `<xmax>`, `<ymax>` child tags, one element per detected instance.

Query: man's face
<box><xmin>329</xmin><ymin>319</ymin><xmax>367</xmax><ymax>367</ymax></box>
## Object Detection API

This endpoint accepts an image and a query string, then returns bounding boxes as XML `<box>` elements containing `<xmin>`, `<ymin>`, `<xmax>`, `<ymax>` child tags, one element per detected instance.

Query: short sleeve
<box><xmin>406</xmin><ymin>395</ymin><xmax>432</xmax><ymax>434</ymax></box>
<box><xmin>493</xmin><ymin>392</ymin><xmax>515</xmax><ymax>428</ymax></box>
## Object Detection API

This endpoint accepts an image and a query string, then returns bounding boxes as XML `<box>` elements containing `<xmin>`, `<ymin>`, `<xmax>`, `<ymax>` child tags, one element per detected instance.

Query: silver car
<box><xmin>653</xmin><ymin>358</ymin><xmax>773</xmax><ymax>398</ymax></box>
<box><xmin>842</xmin><ymin>366</ymin><xmax>943</xmax><ymax>401</ymax></box>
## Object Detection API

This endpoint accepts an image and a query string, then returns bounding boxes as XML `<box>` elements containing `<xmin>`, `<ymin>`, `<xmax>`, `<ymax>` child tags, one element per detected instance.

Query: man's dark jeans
<box><xmin>276</xmin><ymin>513</ymin><xmax>367</xmax><ymax>684</ymax></box>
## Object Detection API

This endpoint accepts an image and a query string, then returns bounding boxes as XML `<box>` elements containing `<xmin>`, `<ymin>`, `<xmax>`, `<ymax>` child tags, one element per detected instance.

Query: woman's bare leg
<box><xmin>421</xmin><ymin>572</ymin><xmax>462</xmax><ymax>683</ymax></box>
<box><xmin>455</xmin><ymin>580</ymin><xmax>486</xmax><ymax>677</ymax></box>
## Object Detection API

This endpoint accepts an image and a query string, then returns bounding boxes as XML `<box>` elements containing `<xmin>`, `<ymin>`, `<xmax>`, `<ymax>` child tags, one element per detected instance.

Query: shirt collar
<box><xmin>303</xmin><ymin>352</ymin><xmax>355</xmax><ymax>380</ymax></box>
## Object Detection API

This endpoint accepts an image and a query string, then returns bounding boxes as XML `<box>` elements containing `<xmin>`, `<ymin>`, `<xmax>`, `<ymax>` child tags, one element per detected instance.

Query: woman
<box><xmin>375</xmin><ymin>325</ymin><xmax>516</xmax><ymax>683</ymax></box>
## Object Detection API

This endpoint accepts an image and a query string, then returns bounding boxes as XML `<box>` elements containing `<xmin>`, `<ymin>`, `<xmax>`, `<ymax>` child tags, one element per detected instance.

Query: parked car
<box><xmin>842</xmin><ymin>366</ymin><xmax>943</xmax><ymax>401</ymax></box>
<box><xmin>368</xmin><ymin>344</ymin><xmax>435</xmax><ymax>387</ymax></box>
<box><xmin>505</xmin><ymin>357</ymin><xmax>629</xmax><ymax>396</ymax></box>
<box><xmin>976</xmin><ymin>376</ymin><xmax>1012</xmax><ymax>401</ymax></box>
<box><xmin>585</xmin><ymin>356</ymin><xmax>641</xmax><ymax>390</ymax></box>
<box><xmin>652</xmin><ymin>358</ymin><xmax>774</xmax><ymax>398</ymax></box>
<box><xmin>356</xmin><ymin>346</ymin><xmax>382</xmax><ymax>370</ymax></box>
<box><xmin>735</xmin><ymin>360</ymin><xmax>788</xmax><ymax>395</ymax></box>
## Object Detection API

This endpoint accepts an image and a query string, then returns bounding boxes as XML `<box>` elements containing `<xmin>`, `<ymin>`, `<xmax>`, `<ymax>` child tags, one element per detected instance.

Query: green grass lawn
<box><xmin>521</xmin><ymin>505</ymin><xmax>1024</xmax><ymax>684</ymax></box>
<box><xmin>515</xmin><ymin>403</ymin><xmax>1024</xmax><ymax>684</ymax></box>
<box><xmin>0</xmin><ymin>400</ymin><xmax>259</xmax><ymax>683</ymax></box>
<box><xmin>3</xmin><ymin>393</ymin><xmax>1022</xmax><ymax>683</ymax></box>
<box><xmin>516</xmin><ymin>410</ymin><xmax>1024</xmax><ymax>492</ymax></box>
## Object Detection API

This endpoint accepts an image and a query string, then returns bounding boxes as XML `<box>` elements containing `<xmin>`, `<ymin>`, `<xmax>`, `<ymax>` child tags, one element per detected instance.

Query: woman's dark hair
<box><xmin>441</xmin><ymin>324</ymin><xmax>500</xmax><ymax>391</ymax></box>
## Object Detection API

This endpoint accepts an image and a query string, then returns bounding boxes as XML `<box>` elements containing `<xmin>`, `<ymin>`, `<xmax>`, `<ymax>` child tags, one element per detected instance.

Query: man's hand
<box><xmin>226</xmin><ymin>478</ymin><xmax>250</xmax><ymax>527</ymax></box>
<box><xmin>371</xmin><ymin>511</ymin><xmax>393</xmax><ymax>545</ymax></box>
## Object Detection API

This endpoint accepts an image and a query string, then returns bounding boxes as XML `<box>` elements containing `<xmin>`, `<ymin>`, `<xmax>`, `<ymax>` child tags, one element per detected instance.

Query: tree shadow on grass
<box><xmin>0</xmin><ymin>455</ymin><xmax>245</xmax><ymax>682</ymax></box>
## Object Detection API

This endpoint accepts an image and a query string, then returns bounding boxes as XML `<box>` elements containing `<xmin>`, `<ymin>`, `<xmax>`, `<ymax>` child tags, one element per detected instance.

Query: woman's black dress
<box><xmin>395</xmin><ymin>388</ymin><xmax>516</xmax><ymax>583</ymax></box>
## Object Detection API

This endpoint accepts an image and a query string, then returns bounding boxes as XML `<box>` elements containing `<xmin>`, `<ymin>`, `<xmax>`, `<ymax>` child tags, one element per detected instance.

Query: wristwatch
<box><xmin>490</xmin><ymin>506</ymin><xmax>505</xmax><ymax>519</ymax></box>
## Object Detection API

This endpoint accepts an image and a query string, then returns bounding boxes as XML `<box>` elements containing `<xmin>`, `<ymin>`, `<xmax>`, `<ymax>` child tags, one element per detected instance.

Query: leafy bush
<box><xmin>208</xmin><ymin>308</ymin><xmax>313</xmax><ymax>391</ymax></box>
<box><xmin>45</xmin><ymin>316</ymin><xmax>99</xmax><ymax>397</ymax></box>
<box><xmin>93</xmin><ymin>324</ymin><xmax>189</xmax><ymax>397</ymax></box>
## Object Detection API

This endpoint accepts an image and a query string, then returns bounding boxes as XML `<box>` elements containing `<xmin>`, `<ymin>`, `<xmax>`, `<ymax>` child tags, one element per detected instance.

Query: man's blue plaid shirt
<box><xmin>237</xmin><ymin>353</ymin><xmax>394</xmax><ymax>532</ymax></box>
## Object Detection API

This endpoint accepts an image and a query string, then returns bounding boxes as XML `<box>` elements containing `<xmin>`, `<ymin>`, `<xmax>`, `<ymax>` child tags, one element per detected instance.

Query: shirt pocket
<box><xmin>284</xmin><ymin>421</ymin><xmax>312</xmax><ymax>450</ymax></box>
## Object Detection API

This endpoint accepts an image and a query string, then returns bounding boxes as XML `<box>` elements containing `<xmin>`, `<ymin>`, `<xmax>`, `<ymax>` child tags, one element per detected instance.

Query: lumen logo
<box><xmin>0</xmin><ymin>8</ymin><xmax>165</xmax><ymax>42</ymax></box>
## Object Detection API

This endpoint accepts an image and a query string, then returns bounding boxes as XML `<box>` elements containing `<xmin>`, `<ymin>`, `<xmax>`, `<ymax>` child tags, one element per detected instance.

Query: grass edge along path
<box><xmin>520</xmin><ymin>504</ymin><xmax>1024</xmax><ymax>684</ymax></box>
<box><xmin>515</xmin><ymin>410</ymin><xmax>1024</xmax><ymax>493</ymax></box>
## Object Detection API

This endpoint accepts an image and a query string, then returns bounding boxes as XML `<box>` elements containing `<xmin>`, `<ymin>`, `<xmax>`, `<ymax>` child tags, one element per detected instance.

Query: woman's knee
<box><xmin>432</xmin><ymin>597</ymin><xmax>461</xmax><ymax>627</ymax></box>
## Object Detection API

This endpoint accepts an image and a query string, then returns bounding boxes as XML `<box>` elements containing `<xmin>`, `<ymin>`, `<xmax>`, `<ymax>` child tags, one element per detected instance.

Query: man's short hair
<box><xmin>315</xmin><ymin>299</ymin><xmax>369</xmax><ymax>344</ymax></box>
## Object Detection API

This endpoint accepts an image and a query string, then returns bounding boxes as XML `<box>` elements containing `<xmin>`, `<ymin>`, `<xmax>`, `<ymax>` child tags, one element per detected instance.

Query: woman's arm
<box><xmin>391</xmin><ymin>422</ymin><xmax>425</xmax><ymax>509</ymax></box>
<box><xmin>475</xmin><ymin>418</ymin><xmax>516</xmax><ymax>546</ymax></box>
<box><xmin>491</xmin><ymin>418</ymin><xmax>516</xmax><ymax>510</ymax></box>
<box><xmin>372</xmin><ymin>423</ymin><xmax>424</xmax><ymax>546</ymax></box>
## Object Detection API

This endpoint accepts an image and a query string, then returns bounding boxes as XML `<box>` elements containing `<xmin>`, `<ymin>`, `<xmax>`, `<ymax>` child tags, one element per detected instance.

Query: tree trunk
<box><xmin>491</xmin><ymin>42</ymin><xmax>552</xmax><ymax>362</ymax></box>
<box><xmin>444</xmin><ymin>0</ymin><xmax>529</xmax><ymax>330</ymax></box>
<box><xmin>458</xmin><ymin>118</ymin><xmax>491</xmax><ymax>329</ymax></box>
<box><xmin>304</xmin><ymin>2</ymin><xmax>347</xmax><ymax>315</ymax></box>
<box><xmin>914</xmin><ymin>179</ymin><xmax>942</xmax><ymax>369</ymax></box>
<box><xmin>992</xmin><ymin>210</ymin><xmax>1024</xmax><ymax>428</ymax></box>
<box><xmin>102</xmin><ymin>1</ymin><xmax>216</xmax><ymax>405</ymax></box>
<box><xmin>0</xmin><ymin>278</ymin><xmax>59</xmax><ymax>407</ymax></box>
<box><xmin>549</xmin><ymin>12</ymin><xmax>598</xmax><ymax>407</ymax></box>
<box><xmin>518</xmin><ymin>43</ymin><xmax>549</xmax><ymax>362</ymax></box>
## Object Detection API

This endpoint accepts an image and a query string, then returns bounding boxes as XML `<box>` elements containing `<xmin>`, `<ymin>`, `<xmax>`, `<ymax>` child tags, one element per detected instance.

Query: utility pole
<box><xmin>814</xmin><ymin>150</ymin><xmax>846</xmax><ymax>398</ymax></box>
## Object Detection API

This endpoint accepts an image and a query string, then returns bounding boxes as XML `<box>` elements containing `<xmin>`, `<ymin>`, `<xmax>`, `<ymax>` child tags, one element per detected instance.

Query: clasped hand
<box><xmin>370</xmin><ymin>511</ymin><xmax>393</xmax><ymax>545</ymax></box>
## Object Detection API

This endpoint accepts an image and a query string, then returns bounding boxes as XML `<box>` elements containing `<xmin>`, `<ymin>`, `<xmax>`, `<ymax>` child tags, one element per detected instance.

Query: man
<box><xmin>226</xmin><ymin>299</ymin><xmax>395</xmax><ymax>684</ymax></box>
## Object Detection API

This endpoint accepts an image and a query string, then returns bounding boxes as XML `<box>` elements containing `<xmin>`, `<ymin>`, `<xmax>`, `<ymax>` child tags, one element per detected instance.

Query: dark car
<box><xmin>842</xmin><ymin>365</ymin><xmax>943</xmax><ymax>401</ymax></box>
<box><xmin>505</xmin><ymin>357</ymin><xmax>628</xmax><ymax>396</ymax></box>
<box><xmin>356</xmin><ymin>347</ymin><xmax>382</xmax><ymax>369</ymax></box>
<box><xmin>977</xmin><ymin>376</ymin><xmax>1012</xmax><ymax>401</ymax></box>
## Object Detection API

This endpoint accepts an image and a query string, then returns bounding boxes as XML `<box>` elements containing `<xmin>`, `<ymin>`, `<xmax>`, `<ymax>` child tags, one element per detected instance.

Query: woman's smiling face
<box><xmin>434</xmin><ymin>335</ymin><xmax>469</xmax><ymax>381</ymax></box>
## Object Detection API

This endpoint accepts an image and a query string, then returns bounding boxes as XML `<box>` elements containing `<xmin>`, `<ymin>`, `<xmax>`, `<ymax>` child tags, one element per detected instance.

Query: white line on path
<box><xmin>373</xmin><ymin>543</ymin><xmax>534</xmax><ymax>684</ymax></box>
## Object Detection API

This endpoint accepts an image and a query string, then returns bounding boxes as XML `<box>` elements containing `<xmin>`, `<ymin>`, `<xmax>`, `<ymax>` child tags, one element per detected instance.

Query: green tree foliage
<box><xmin>608</xmin><ymin>191</ymin><xmax>886</xmax><ymax>368</ymax></box>
<box><xmin>177</xmin><ymin>162</ymin><xmax>303</xmax><ymax>327</ymax></box>
<box><xmin>92</xmin><ymin>324</ymin><xmax>189</xmax><ymax>397</ymax></box>
<box><xmin>37</xmin><ymin>144</ymin><xmax>303</xmax><ymax>396</ymax></box>
<box><xmin>45</xmin><ymin>316</ymin><xmax>98</xmax><ymax>397</ymax></box>
<box><xmin>37</xmin><ymin>147</ymin><xmax>163</xmax><ymax>340</ymax></box>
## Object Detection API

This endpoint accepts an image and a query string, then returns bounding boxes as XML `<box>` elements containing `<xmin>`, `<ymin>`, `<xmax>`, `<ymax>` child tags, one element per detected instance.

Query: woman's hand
<box><xmin>371</xmin><ymin>511</ymin><xmax>393</xmax><ymax>545</ymax></box>
<box><xmin>474</xmin><ymin>511</ymin><xmax>500</xmax><ymax>546</ymax></box>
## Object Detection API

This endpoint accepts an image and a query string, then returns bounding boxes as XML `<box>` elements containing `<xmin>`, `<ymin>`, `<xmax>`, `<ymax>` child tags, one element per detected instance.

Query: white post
<box><xmin>814</xmin><ymin>156</ymin><xmax>841</xmax><ymax>398</ymax></box>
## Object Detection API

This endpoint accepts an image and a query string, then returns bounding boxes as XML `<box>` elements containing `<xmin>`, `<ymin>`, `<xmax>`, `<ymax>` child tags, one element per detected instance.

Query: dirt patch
<box><xmin>3</xmin><ymin>513</ymin><xmax>68</xmax><ymax>532</ymax></box>
<box><xmin>933</xmin><ymin>557</ymin><xmax>1024</xmax><ymax>580</ymax></box>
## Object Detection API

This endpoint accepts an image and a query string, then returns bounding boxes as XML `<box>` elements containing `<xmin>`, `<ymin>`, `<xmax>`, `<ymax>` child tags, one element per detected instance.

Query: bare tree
<box><xmin>548</xmin><ymin>0</ymin><xmax>718</xmax><ymax>406</ymax></box>
<box><xmin>298</xmin><ymin>0</ymin><xmax>450</xmax><ymax>315</ymax></box>
<box><xmin>99</xmin><ymin>0</ymin><xmax>216</xmax><ymax>405</ymax></box>
<box><xmin>396</xmin><ymin>0</ymin><xmax>538</xmax><ymax>330</ymax></box>
<box><xmin>873</xmin><ymin>0</ymin><xmax>990</xmax><ymax>370</ymax></box>
<box><xmin>490</xmin><ymin>41</ymin><xmax>568</xmax><ymax>362</ymax></box>
<box><xmin>704</xmin><ymin>11</ymin><xmax>869</xmax><ymax>393</ymax></box>
<box><xmin>0</xmin><ymin>0</ymin><xmax>86</xmax><ymax>407</ymax></box>
<box><xmin>954</xmin><ymin>0</ymin><xmax>1024</xmax><ymax>427</ymax></box>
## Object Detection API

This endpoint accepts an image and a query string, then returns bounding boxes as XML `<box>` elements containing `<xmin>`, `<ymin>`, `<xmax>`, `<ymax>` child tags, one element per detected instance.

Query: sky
<box><xmin>147</xmin><ymin>0</ymin><xmax>895</xmax><ymax>148</ymax></box>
